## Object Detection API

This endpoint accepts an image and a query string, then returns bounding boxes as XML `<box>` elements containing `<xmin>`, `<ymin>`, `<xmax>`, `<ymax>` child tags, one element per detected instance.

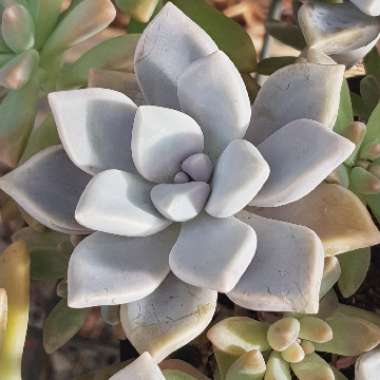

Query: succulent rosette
<box><xmin>0</xmin><ymin>2</ymin><xmax>355</xmax><ymax>361</ymax></box>
<box><xmin>298</xmin><ymin>0</ymin><xmax>380</xmax><ymax>66</ymax></box>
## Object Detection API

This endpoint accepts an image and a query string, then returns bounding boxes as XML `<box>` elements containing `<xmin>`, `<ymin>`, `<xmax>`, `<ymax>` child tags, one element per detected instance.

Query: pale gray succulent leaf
<box><xmin>351</xmin><ymin>0</ymin><xmax>380</xmax><ymax>16</ymax></box>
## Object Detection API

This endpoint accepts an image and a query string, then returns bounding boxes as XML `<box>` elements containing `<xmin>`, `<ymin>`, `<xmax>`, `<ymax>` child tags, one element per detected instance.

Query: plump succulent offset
<box><xmin>0</xmin><ymin>1</ymin><xmax>356</xmax><ymax>363</ymax></box>
<box><xmin>298</xmin><ymin>0</ymin><xmax>380</xmax><ymax>67</ymax></box>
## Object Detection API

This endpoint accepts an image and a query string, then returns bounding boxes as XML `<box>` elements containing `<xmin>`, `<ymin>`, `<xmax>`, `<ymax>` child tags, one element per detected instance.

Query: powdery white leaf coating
<box><xmin>355</xmin><ymin>346</ymin><xmax>380</xmax><ymax>380</ymax></box>
<box><xmin>178</xmin><ymin>50</ymin><xmax>251</xmax><ymax>160</ymax></box>
<box><xmin>206</xmin><ymin>140</ymin><xmax>270</xmax><ymax>218</ymax></box>
<box><xmin>0</xmin><ymin>146</ymin><xmax>90</xmax><ymax>234</ymax></box>
<box><xmin>228</xmin><ymin>212</ymin><xmax>324</xmax><ymax>313</ymax></box>
<box><xmin>181</xmin><ymin>153</ymin><xmax>213</xmax><ymax>183</ymax></box>
<box><xmin>151</xmin><ymin>182</ymin><xmax>210</xmax><ymax>222</ymax></box>
<box><xmin>169</xmin><ymin>213</ymin><xmax>257</xmax><ymax>292</ymax></box>
<box><xmin>351</xmin><ymin>0</ymin><xmax>380</xmax><ymax>16</ymax></box>
<box><xmin>110</xmin><ymin>352</ymin><xmax>165</xmax><ymax>380</ymax></box>
<box><xmin>75</xmin><ymin>170</ymin><xmax>171</xmax><ymax>237</ymax></box>
<box><xmin>252</xmin><ymin>119</ymin><xmax>354</xmax><ymax>207</ymax></box>
<box><xmin>68</xmin><ymin>227</ymin><xmax>179</xmax><ymax>308</ymax></box>
<box><xmin>48</xmin><ymin>88</ymin><xmax>137</xmax><ymax>175</ymax></box>
<box><xmin>246</xmin><ymin>63</ymin><xmax>345</xmax><ymax>145</ymax></box>
<box><xmin>120</xmin><ymin>274</ymin><xmax>217</xmax><ymax>362</ymax></box>
<box><xmin>131</xmin><ymin>106</ymin><xmax>204</xmax><ymax>183</ymax></box>
<box><xmin>134</xmin><ymin>2</ymin><xmax>217</xmax><ymax>109</ymax></box>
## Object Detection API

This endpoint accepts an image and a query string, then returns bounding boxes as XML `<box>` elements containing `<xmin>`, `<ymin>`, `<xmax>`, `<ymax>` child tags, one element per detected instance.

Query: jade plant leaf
<box><xmin>43</xmin><ymin>298</ymin><xmax>89</xmax><ymax>354</ymax></box>
<box><xmin>338</xmin><ymin>248</ymin><xmax>371</xmax><ymax>298</ymax></box>
<box><xmin>364</xmin><ymin>47</ymin><xmax>380</xmax><ymax>81</ymax></box>
<box><xmin>266</xmin><ymin>20</ymin><xmax>306</xmax><ymax>51</ymax></box>
<box><xmin>169</xmin><ymin>0</ymin><xmax>256</xmax><ymax>73</ymax></box>
<box><xmin>207</xmin><ymin>317</ymin><xmax>270</xmax><ymax>356</ymax></box>
<box><xmin>256</xmin><ymin>57</ymin><xmax>296</xmax><ymax>76</ymax></box>
<box><xmin>12</xmin><ymin>226</ymin><xmax>72</xmax><ymax>281</ymax></box>
<box><xmin>0</xmin><ymin>242</ymin><xmax>30</xmax><ymax>380</ymax></box>
<box><xmin>334</xmin><ymin>79</ymin><xmax>354</xmax><ymax>136</ymax></box>
<box><xmin>360</xmin><ymin>75</ymin><xmax>380</xmax><ymax>119</ymax></box>
<box><xmin>60</xmin><ymin>34</ymin><xmax>140</xmax><ymax>88</ymax></box>
<box><xmin>361</xmin><ymin>101</ymin><xmax>380</xmax><ymax>153</ymax></box>
<box><xmin>254</xmin><ymin>183</ymin><xmax>380</xmax><ymax>256</ymax></box>
<box><xmin>290</xmin><ymin>353</ymin><xmax>334</xmax><ymax>380</ymax></box>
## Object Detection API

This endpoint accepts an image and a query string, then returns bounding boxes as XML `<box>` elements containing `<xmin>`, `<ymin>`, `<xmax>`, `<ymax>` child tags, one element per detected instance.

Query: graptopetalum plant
<box><xmin>0</xmin><ymin>1</ymin><xmax>380</xmax><ymax>380</ymax></box>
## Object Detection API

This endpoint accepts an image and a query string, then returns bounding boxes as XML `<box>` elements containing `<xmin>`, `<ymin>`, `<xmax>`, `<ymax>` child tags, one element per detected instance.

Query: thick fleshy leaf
<box><xmin>0</xmin><ymin>289</ymin><xmax>6</xmax><ymax>348</ymax></box>
<box><xmin>0</xmin><ymin>74</ymin><xmax>39</xmax><ymax>170</ymax></box>
<box><xmin>207</xmin><ymin>317</ymin><xmax>270</xmax><ymax>356</ymax></box>
<box><xmin>19</xmin><ymin>114</ymin><xmax>60</xmax><ymax>163</ymax></box>
<box><xmin>132</xmin><ymin>106</ymin><xmax>204</xmax><ymax>183</ymax></box>
<box><xmin>290</xmin><ymin>353</ymin><xmax>334</xmax><ymax>380</ymax></box>
<box><xmin>178</xmin><ymin>51</ymin><xmax>251</xmax><ymax>160</ymax></box>
<box><xmin>338</xmin><ymin>248</ymin><xmax>371</xmax><ymax>298</ymax></box>
<box><xmin>251</xmin><ymin>119</ymin><xmax>354</xmax><ymax>207</ymax></box>
<box><xmin>76</xmin><ymin>170</ymin><xmax>170</xmax><ymax>237</ymax></box>
<box><xmin>281</xmin><ymin>342</ymin><xmax>305</xmax><ymax>364</ymax></box>
<box><xmin>356</xmin><ymin>346</ymin><xmax>380</xmax><ymax>380</ymax></box>
<box><xmin>151</xmin><ymin>182</ymin><xmax>210</xmax><ymax>222</ymax></box>
<box><xmin>266</xmin><ymin>20</ymin><xmax>306</xmax><ymax>51</ymax></box>
<box><xmin>334</xmin><ymin>79</ymin><xmax>354</xmax><ymax>136</ymax></box>
<box><xmin>61</xmin><ymin>34</ymin><xmax>139</xmax><ymax>88</ymax></box>
<box><xmin>299</xmin><ymin>317</ymin><xmax>333</xmax><ymax>344</ymax></box>
<box><xmin>68</xmin><ymin>227</ymin><xmax>179</xmax><ymax>308</ymax></box>
<box><xmin>120</xmin><ymin>274</ymin><xmax>217</xmax><ymax>362</ymax></box>
<box><xmin>214</xmin><ymin>350</ymin><xmax>239</xmax><ymax>379</ymax></box>
<box><xmin>170</xmin><ymin>213</ymin><xmax>256</xmax><ymax>292</ymax></box>
<box><xmin>48</xmin><ymin>88</ymin><xmax>137</xmax><ymax>175</ymax></box>
<box><xmin>110</xmin><ymin>353</ymin><xmax>165</xmax><ymax>380</ymax></box>
<box><xmin>205</xmin><ymin>140</ymin><xmax>269</xmax><ymax>218</ymax></box>
<box><xmin>298</xmin><ymin>2</ymin><xmax>380</xmax><ymax>57</ymax></box>
<box><xmin>226</xmin><ymin>350</ymin><xmax>266</xmax><ymax>380</ymax></box>
<box><xmin>229</xmin><ymin>212</ymin><xmax>324</xmax><ymax>313</ymax></box>
<box><xmin>116</xmin><ymin>0</ymin><xmax>159</xmax><ymax>23</ymax></box>
<box><xmin>181</xmin><ymin>153</ymin><xmax>213</xmax><ymax>183</ymax></box>
<box><xmin>88</xmin><ymin>69</ymin><xmax>145</xmax><ymax>106</ymax></box>
<box><xmin>12</xmin><ymin>227</ymin><xmax>72</xmax><ymax>281</ymax></box>
<box><xmin>0</xmin><ymin>49</ymin><xmax>39</xmax><ymax>90</ymax></box>
<box><xmin>267</xmin><ymin>318</ymin><xmax>300</xmax><ymax>352</ymax></box>
<box><xmin>43</xmin><ymin>299</ymin><xmax>88</xmax><ymax>353</ymax></box>
<box><xmin>314</xmin><ymin>313</ymin><xmax>380</xmax><ymax>355</ymax></box>
<box><xmin>0</xmin><ymin>242</ymin><xmax>30</xmax><ymax>380</ymax></box>
<box><xmin>351</xmin><ymin>0</ymin><xmax>380</xmax><ymax>16</ymax></box>
<box><xmin>254</xmin><ymin>184</ymin><xmax>380</xmax><ymax>256</ymax></box>
<box><xmin>361</xmin><ymin>102</ymin><xmax>380</xmax><ymax>154</ymax></box>
<box><xmin>134</xmin><ymin>2</ymin><xmax>217</xmax><ymax>109</ymax></box>
<box><xmin>246</xmin><ymin>63</ymin><xmax>345</xmax><ymax>145</ymax></box>
<box><xmin>0</xmin><ymin>146</ymin><xmax>91</xmax><ymax>234</ymax></box>
<box><xmin>364</xmin><ymin>48</ymin><xmax>380</xmax><ymax>81</ymax></box>
<box><xmin>256</xmin><ymin>56</ymin><xmax>297</xmax><ymax>76</ymax></box>
<box><xmin>320</xmin><ymin>257</ymin><xmax>341</xmax><ymax>299</ymax></box>
<box><xmin>264</xmin><ymin>351</ymin><xmax>291</xmax><ymax>380</ymax></box>
<box><xmin>334</xmin><ymin>303</ymin><xmax>380</xmax><ymax>328</ymax></box>
<box><xmin>160</xmin><ymin>359</ymin><xmax>210</xmax><ymax>380</ymax></box>
<box><xmin>1</xmin><ymin>4</ymin><xmax>34</xmax><ymax>53</ymax></box>
<box><xmin>100</xmin><ymin>305</ymin><xmax>120</xmax><ymax>326</ymax></box>
<box><xmin>41</xmin><ymin>0</ymin><xmax>116</xmax><ymax>60</ymax></box>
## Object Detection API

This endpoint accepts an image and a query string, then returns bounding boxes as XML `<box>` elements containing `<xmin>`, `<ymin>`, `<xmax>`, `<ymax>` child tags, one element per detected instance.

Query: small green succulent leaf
<box><xmin>350</xmin><ymin>167</ymin><xmax>380</xmax><ymax>195</ymax></box>
<box><xmin>351</xmin><ymin>91</ymin><xmax>368</xmax><ymax>120</ymax></box>
<box><xmin>334</xmin><ymin>79</ymin><xmax>354</xmax><ymax>136</ymax></box>
<box><xmin>30</xmin><ymin>0</ymin><xmax>65</xmax><ymax>49</ymax></box>
<box><xmin>0</xmin><ymin>49</ymin><xmax>39</xmax><ymax>90</ymax></box>
<box><xmin>338</xmin><ymin>248</ymin><xmax>371</xmax><ymax>298</ymax></box>
<box><xmin>226</xmin><ymin>350</ymin><xmax>266</xmax><ymax>380</ymax></box>
<box><xmin>12</xmin><ymin>227</ymin><xmax>73</xmax><ymax>281</ymax></box>
<box><xmin>169</xmin><ymin>0</ymin><xmax>256</xmax><ymax>73</ymax></box>
<box><xmin>299</xmin><ymin>317</ymin><xmax>333</xmax><ymax>344</ymax></box>
<box><xmin>163</xmin><ymin>370</ymin><xmax>198</xmax><ymax>380</ymax></box>
<box><xmin>366</xmin><ymin>191</ymin><xmax>380</xmax><ymax>224</ymax></box>
<box><xmin>364</xmin><ymin>47</ymin><xmax>380</xmax><ymax>82</ymax></box>
<box><xmin>207</xmin><ymin>317</ymin><xmax>270</xmax><ymax>356</ymax></box>
<box><xmin>317</xmin><ymin>290</ymin><xmax>339</xmax><ymax>319</ymax></box>
<box><xmin>320</xmin><ymin>256</ymin><xmax>341</xmax><ymax>298</ymax></box>
<box><xmin>360</xmin><ymin>75</ymin><xmax>380</xmax><ymax>119</ymax></box>
<box><xmin>0</xmin><ymin>73</ymin><xmax>39</xmax><ymax>170</ymax></box>
<box><xmin>256</xmin><ymin>57</ymin><xmax>297</xmax><ymax>76</ymax></box>
<box><xmin>19</xmin><ymin>114</ymin><xmax>60</xmax><ymax>163</ymax></box>
<box><xmin>1</xmin><ymin>4</ymin><xmax>34</xmax><ymax>53</ymax></box>
<box><xmin>280</xmin><ymin>342</ymin><xmax>305</xmax><ymax>364</ymax></box>
<box><xmin>41</xmin><ymin>0</ymin><xmax>116</xmax><ymax>62</ymax></box>
<box><xmin>266</xmin><ymin>20</ymin><xmax>306</xmax><ymax>51</ymax></box>
<box><xmin>331</xmin><ymin>366</ymin><xmax>348</xmax><ymax>380</ymax></box>
<box><xmin>60</xmin><ymin>34</ymin><xmax>139</xmax><ymax>88</ymax></box>
<box><xmin>267</xmin><ymin>318</ymin><xmax>300</xmax><ymax>352</ymax></box>
<box><xmin>241</xmin><ymin>73</ymin><xmax>259</xmax><ymax>103</ymax></box>
<box><xmin>264</xmin><ymin>351</ymin><xmax>291</xmax><ymax>380</ymax></box>
<box><xmin>290</xmin><ymin>353</ymin><xmax>334</xmax><ymax>380</ymax></box>
<box><xmin>333</xmin><ymin>303</ymin><xmax>380</xmax><ymax>328</ymax></box>
<box><xmin>43</xmin><ymin>299</ymin><xmax>89</xmax><ymax>354</ymax></box>
<box><xmin>116</xmin><ymin>0</ymin><xmax>159</xmax><ymax>23</ymax></box>
<box><xmin>314</xmin><ymin>313</ymin><xmax>380</xmax><ymax>355</ymax></box>
<box><xmin>361</xmin><ymin>101</ymin><xmax>380</xmax><ymax>149</ymax></box>
<box><xmin>214</xmin><ymin>349</ymin><xmax>239</xmax><ymax>380</ymax></box>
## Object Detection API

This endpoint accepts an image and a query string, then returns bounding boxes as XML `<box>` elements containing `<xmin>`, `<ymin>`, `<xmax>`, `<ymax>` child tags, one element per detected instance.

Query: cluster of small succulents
<box><xmin>1</xmin><ymin>0</ymin><xmax>380</xmax><ymax>379</ymax></box>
